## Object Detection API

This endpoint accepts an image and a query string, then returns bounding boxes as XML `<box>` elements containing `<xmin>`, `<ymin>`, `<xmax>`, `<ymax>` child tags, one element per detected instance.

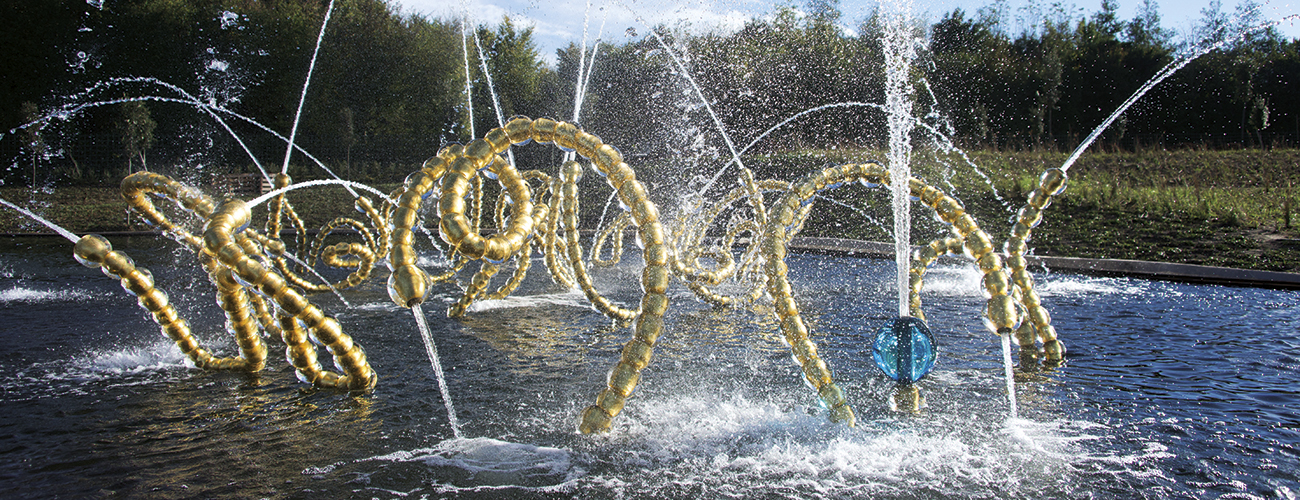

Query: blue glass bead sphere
<box><xmin>872</xmin><ymin>317</ymin><xmax>938</xmax><ymax>382</ymax></box>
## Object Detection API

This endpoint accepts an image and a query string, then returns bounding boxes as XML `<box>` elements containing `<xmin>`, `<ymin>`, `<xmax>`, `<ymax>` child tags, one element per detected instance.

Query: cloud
<box><xmin>397</xmin><ymin>0</ymin><xmax>777</xmax><ymax>64</ymax></box>
<box><xmin>395</xmin><ymin>0</ymin><xmax>1300</xmax><ymax>65</ymax></box>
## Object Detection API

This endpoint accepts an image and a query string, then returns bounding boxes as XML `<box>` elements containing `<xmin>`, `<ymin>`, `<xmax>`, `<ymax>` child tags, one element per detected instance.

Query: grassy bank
<box><xmin>745</xmin><ymin>148</ymin><xmax>1300</xmax><ymax>272</ymax></box>
<box><xmin>3</xmin><ymin>149</ymin><xmax>1298</xmax><ymax>273</ymax></box>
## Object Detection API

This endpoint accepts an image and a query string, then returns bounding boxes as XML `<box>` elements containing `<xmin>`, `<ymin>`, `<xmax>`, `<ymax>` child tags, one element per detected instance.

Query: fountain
<box><xmin>0</xmin><ymin>1</ymin><xmax>1298</xmax><ymax>498</ymax></box>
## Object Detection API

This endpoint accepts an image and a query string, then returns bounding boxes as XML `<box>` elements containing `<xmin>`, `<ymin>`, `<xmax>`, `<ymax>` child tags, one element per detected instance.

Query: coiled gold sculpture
<box><xmin>75</xmin><ymin>117</ymin><xmax>1063</xmax><ymax>433</ymax></box>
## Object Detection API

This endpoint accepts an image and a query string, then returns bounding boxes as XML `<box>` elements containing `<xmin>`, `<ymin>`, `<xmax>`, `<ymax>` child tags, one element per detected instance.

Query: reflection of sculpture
<box><xmin>77</xmin><ymin>117</ymin><xmax>1063</xmax><ymax>433</ymax></box>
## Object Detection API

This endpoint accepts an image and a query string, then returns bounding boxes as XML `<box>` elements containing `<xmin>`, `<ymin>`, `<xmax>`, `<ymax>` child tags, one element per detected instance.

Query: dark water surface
<box><xmin>0</xmin><ymin>236</ymin><xmax>1296</xmax><ymax>499</ymax></box>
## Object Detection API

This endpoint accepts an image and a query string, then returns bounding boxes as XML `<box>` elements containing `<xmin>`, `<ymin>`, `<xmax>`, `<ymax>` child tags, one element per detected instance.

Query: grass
<box><xmin>747</xmin><ymin>147</ymin><xmax>1300</xmax><ymax>272</ymax></box>
<box><xmin>3</xmin><ymin>149</ymin><xmax>1298</xmax><ymax>272</ymax></box>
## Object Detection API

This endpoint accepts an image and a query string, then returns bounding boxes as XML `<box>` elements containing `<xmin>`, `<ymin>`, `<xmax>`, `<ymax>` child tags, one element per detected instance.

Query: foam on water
<box><xmin>466</xmin><ymin>290</ymin><xmax>590</xmax><ymax>313</ymax></box>
<box><xmin>918</xmin><ymin>263</ymin><xmax>1151</xmax><ymax>299</ymax></box>
<box><xmin>76</xmin><ymin>340</ymin><xmax>188</xmax><ymax>375</ymax></box>
<box><xmin>0</xmin><ymin>286</ymin><xmax>95</xmax><ymax>303</ymax></box>
<box><xmin>353</xmin><ymin>301</ymin><xmax>403</xmax><ymax>312</ymax></box>
<box><xmin>1</xmin><ymin>339</ymin><xmax>188</xmax><ymax>400</ymax></box>
<box><xmin>1036</xmin><ymin>275</ymin><xmax>1148</xmax><ymax>297</ymax></box>
<box><xmin>362</xmin><ymin>437</ymin><xmax>575</xmax><ymax>489</ymax></box>
<box><xmin>304</xmin><ymin>389</ymin><xmax>1167</xmax><ymax>498</ymax></box>
<box><xmin>416</xmin><ymin>254</ymin><xmax>451</xmax><ymax>269</ymax></box>
<box><xmin>919</xmin><ymin>264</ymin><xmax>984</xmax><ymax>296</ymax></box>
<box><xmin>505</xmin><ymin>392</ymin><xmax>1166</xmax><ymax>498</ymax></box>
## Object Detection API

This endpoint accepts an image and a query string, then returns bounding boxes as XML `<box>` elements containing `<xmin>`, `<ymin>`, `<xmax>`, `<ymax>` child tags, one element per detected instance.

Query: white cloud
<box><xmin>395</xmin><ymin>0</ymin><xmax>1300</xmax><ymax>67</ymax></box>
<box><xmin>397</xmin><ymin>0</ymin><xmax>777</xmax><ymax>64</ymax></box>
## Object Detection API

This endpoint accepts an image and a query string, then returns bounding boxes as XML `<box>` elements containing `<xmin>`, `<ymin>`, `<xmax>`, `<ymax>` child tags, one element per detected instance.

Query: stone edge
<box><xmin>790</xmin><ymin>236</ymin><xmax>1300</xmax><ymax>290</ymax></box>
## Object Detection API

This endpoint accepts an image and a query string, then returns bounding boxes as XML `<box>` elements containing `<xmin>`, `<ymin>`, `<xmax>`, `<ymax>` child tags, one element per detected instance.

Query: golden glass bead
<box><xmin>801</xmin><ymin>359</ymin><xmax>833</xmax><ymax>387</ymax></box>
<box><xmin>574</xmin><ymin>131</ymin><xmax>602</xmax><ymax>158</ymax></box>
<box><xmin>964</xmin><ymin>232</ymin><xmax>994</xmax><ymax>258</ymax></box>
<box><xmin>554</xmin><ymin>121</ymin><xmax>580</xmax><ymax>150</ymax></box>
<box><xmin>621</xmin><ymin>341</ymin><xmax>655</xmax><ymax>370</ymax></box>
<box><xmin>595</xmin><ymin>390</ymin><xmax>627</xmax><ymax>414</ymax></box>
<box><xmin>818</xmin><ymin>383</ymin><xmax>845</xmax><ymax>407</ymax></box>
<box><xmin>437</xmin><ymin>144</ymin><xmax>465</xmax><ymax>160</ymax></box>
<box><xmin>579</xmin><ymin>406</ymin><xmax>613</xmax><ymax>434</ymax></box>
<box><xmin>1027</xmin><ymin>189</ymin><xmax>1052</xmax><ymax>209</ymax></box>
<box><xmin>73</xmin><ymin>234</ymin><xmax>112</xmax><ymax>266</ymax></box>
<box><xmin>1005</xmin><ymin>238</ymin><xmax>1027</xmax><ymax>257</ymax></box>
<box><xmin>1044</xmin><ymin>339</ymin><xmax>1066</xmax><ymax>359</ymax></box>
<box><xmin>1017</xmin><ymin>205</ymin><xmax>1043</xmax><ymax>228</ymax></box>
<box><xmin>594</xmin><ymin>144</ymin><xmax>622</xmax><ymax>171</ymax></box>
<box><xmin>532</xmin><ymin>118</ymin><xmax>557</xmax><ymax>143</ymax></box>
<box><xmin>985</xmin><ymin>295</ymin><xmax>1018</xmax><ymax>332</ymax></box>
<box><xmin>977</xmin><ymin>252</ymin><xmax>1002</xmax><ymax>272</ymax></box>
<box><xmin>483</xmin><ymin>128</ymin><xmax>511</xmax><ymax>151</ymax></box>
<box><xmin>983</xmin><ymin>270</ymin><xmax>1010</xmax><ymax>296</ymax></box>
<box><xmin>608</xmin><ymin>365</ymin><xmax>640</xmax><ymax>397</ymax></box>
<box><xmin>644</xmin><ymin>243</ymin><xmax>669</xmax><ymax>267</ymax></box>
<box><xmin>1027</xmin><ymin>305</ymin><xmax>1052</xmax><ymax>327</ymax></box>
<box><xmin>607</xmin><ymin>162</ymin><xmax>634</xmax><ymax>190</ymax></box>
<box><xmin>791</xmin><ymin>338</ymin><xmax>817</xmax><ymax>364</ymax></box>
<box><xmin>1039</xmin><ymin>168</ymin><xmax>1068</xmax><ymax>195</ymax></box>
<box><xmin>631</xmin><ymin>202</ymin><xmax>660</xmax><ymax>231</ymax></box>
<box><xmin>641</xmin><ymin>293</ymin><xmax>669</xmax><ymax>317</ymax></box>
<box><xmin>504</xmin><ymin>116</ymin><xmax>533</xmax><ymax>143</ymax></box>
<box><xmin>936</xmin><ymin>197</ymin><xmax>965</xmax><ymax>223</ymax></box>
<box><xmin>642</xmin><ymin>266</ymin><xmax>669</xmax><ymax>294</ymax></box>
<box><xmin>1010</xmin><ymin>267</ymin><xmax>1032</xmax><ymax>288</ymax></box>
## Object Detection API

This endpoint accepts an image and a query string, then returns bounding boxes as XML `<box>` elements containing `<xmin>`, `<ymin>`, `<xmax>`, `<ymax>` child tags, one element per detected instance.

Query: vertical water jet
<box><xmin>882</xmin><ymin>0</ymin><xmax>917</xmax><ymax>319</ymax></box>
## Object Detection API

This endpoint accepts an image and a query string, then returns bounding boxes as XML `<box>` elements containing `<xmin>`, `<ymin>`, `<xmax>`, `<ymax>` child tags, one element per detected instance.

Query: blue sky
<box><xmin>396</xmin><ymin>0</ymin><xmax>1299</xmax><ymax>64</ymax></box>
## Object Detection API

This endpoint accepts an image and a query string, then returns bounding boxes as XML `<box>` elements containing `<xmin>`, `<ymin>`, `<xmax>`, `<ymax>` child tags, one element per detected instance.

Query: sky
<box><xmin>395</xmin><ymin>0</ymin><xmax>1300</xmax><ymax>64</ymax></box>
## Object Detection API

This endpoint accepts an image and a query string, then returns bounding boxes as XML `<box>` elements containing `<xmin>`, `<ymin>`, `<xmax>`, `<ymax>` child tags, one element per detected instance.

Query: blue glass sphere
<box><xmin>872</xmin><ymin>317</ymin><xmax>938</xmax><ymax>382</ymax></box>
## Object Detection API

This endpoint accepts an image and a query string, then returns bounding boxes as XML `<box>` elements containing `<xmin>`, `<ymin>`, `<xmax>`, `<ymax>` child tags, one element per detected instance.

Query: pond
<box><xmin>1</xmin><ymin>236</ymin><xmax>1295</xmax><ymax>499</ymax></box>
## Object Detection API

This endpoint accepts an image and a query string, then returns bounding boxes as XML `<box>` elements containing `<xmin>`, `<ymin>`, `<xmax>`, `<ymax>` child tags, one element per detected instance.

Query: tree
<box><xmin>338</xmin><ymin>106</ymin><xmax>355</xmax><ymax>167</ymax></box>
<box><xmin>1194</xmin><ymin>0</ymin><xmax>1230</xmax><ymax>45</ymax></box>
<box><xmin>1091</xmin><ymin>0</ymin><xmax>1123</xmax><ymax>39</ymax></box>
<box><xmin>807</xmin><ymin>0</ymin><xmax>841</xmax><ymax>24</ymax></box>
<box><xmin>1126</xmin><ymin>0</ymin><xmax>1171</xmax><ymax>47</ymax></box>
<box><xmin>20</xmin><ymin>101</ymin><xmax>45</xmax><ymax>188</ymax></box>
<box><xmin>472</xmin><ymin>17</ymin><xmax>549</xmax><ymax>134</ymax></box>
<box><xmin>118</xmin><ymin>100</ymin><xmax>155</xmax><ymax>172</ymax></box>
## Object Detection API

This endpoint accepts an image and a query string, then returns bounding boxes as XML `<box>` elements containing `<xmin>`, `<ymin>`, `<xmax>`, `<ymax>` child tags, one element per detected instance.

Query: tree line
<box><xmin>1</xmin><ymin>0</ymin><xmax>1296</xmax><ymax>187</ymax></box>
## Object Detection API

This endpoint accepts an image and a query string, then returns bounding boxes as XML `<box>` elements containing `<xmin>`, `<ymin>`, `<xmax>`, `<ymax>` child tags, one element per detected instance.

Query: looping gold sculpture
<box><xmin>908</xmin><ymin>168</ymin><xmax>1069</xmax><ymax>363</ymax></box>
<box><xmin>383</xmin><ymin>117</ymin><xmax>673</xmax><ymax>433</ymax></box>
<box><xmin>106</xmin><ymin>171</ymin><xmax>379</xmax><ymax>390</ymax></box>
<box><xmin>81</xmin><ymin>116</ymin><xmax>1064</xmax><ymax>433</ymax></box>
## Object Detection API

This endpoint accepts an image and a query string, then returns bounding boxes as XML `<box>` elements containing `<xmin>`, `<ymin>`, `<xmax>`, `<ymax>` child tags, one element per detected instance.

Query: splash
<box><xmin>0</xmin><ymin>287</ymin><xmax>95</xmax><ymax>303</ymax></box>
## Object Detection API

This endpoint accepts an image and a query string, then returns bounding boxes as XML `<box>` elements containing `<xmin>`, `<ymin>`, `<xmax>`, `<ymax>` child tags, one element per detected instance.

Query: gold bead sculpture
<box><xmin>112</xmin><ymin>171</ymin><xmax>378</xmax><ymax>390</ymax></box>
<box><xmin>78</xmin><ymin>117</ymin><xmax>1062</xmax><ymax>433</ymax></box>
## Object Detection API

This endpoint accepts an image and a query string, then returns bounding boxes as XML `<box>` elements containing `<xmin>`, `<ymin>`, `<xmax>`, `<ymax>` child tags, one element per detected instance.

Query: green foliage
<box><xmin>118</xmin><ymin>100</ymin><xmax>155</xmax><ymax>171</ymax></box>
<box><xmin>1</xmin><ymin>0</ymin><xmax>1299</xmax><ymax>189</ymax></box>
<box><xmin>471</xmin><ymin>17</ymin><xmax>547</xmax><ymax>133</ymax></box>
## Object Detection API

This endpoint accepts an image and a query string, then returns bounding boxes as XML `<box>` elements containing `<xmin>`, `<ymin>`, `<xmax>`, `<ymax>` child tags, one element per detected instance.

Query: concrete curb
<box><xmin>789</xmin><ymin>236</ymin><xmax>1300</xmax><ymax>290</ymax></box>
